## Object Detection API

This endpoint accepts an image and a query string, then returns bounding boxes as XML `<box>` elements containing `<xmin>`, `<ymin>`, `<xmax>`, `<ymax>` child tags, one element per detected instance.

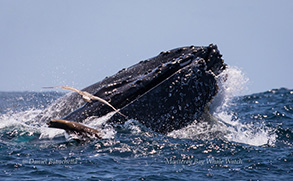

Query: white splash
<box><xmin>0</xmin><ymin>108</ymin><xmax>65</xmax><ymax>140</ymax></box>
<box><xmin>213</xmin><ymin>66</ymin><xmax>277</xmax><ymax>146</ymax></box>
<box><xmin>83</xmin><ymin>112</ymin><xmax>117</xmax><ymax>139</ymax></box>
<box><xmin>0</xmin><ymin>109</ymin><xmax>42</xmax><ymax>129</ymax></box>
<box><xmin>210</xmin><ymin>66</ymin><xmax>249</xmax><ymax>113</ymax></box>
<box><xmin>169</xmin><ymin>66</ymin><xmax>277</xmax><ymax>146</ymax></box>
<box><xmin>123</xmin><ymin>119</ymin><xmax>143</xmax><ymax>134</ymax></box>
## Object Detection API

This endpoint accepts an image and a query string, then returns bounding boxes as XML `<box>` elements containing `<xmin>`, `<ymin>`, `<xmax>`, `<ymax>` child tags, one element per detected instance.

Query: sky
<box><xmin>0</xmin><ymin>0</ymin><xmax>292</xmax><ymax>94</ymax></box>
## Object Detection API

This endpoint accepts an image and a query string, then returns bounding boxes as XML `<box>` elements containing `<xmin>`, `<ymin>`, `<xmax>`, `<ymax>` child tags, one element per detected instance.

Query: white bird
<box><xmin>43</xmin><ymin>86</ymin><xmax>127</xmax><ymax>118</ymax></box>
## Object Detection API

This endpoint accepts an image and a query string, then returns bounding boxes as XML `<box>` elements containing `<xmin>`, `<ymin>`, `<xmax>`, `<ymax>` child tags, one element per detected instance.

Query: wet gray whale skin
<box><xmin>49</xmin><ymin>44</ymin><xmax>226</xmax><ymax>135</ymax></box>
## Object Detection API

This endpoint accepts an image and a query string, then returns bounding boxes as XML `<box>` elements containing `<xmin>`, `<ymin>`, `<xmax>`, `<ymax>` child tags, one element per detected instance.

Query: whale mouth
<box><xmin>61</xmin><ymin>44</ymin><xmax>226</xmax><ymax>126</ymax></box>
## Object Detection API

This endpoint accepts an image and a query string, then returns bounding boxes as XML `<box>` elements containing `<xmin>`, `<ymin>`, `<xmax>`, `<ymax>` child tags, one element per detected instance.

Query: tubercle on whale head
<box><xmin>206</xmin><ymin>44</ymin><xmax>226</xmax><ymax>75</ymax></box>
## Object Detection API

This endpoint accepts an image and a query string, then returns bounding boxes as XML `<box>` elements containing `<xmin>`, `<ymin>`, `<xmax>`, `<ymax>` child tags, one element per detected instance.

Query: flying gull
<box><xmin>43</xmin><ymin>86</ymin><xmax>127</xmax><ymax>118</ymax></box>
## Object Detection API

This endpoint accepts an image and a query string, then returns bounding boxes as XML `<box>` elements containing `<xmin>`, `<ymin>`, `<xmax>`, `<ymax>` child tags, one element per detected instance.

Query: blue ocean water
<box><xmin>0</xmin><ymin>70</ymin><xmax>292</xmax><ymax>180</ymax></box>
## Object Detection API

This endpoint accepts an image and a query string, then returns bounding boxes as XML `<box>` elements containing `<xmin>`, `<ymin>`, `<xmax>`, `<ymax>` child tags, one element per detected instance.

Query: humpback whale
<box><xmin>45</xmin><ymin>44</ymin><xmax>226</xmax><ymax>137</ymax></box>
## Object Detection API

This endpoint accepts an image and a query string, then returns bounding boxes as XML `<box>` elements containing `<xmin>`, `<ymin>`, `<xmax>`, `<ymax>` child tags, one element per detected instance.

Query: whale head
<box><xmin>59</xmin><ymin>44</ymin><xmax>226</xmax><ymax>134</ymax></box>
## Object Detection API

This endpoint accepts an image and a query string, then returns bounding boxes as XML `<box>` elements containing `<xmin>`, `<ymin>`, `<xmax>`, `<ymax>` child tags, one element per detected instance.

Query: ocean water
<box><xmin>0</xmin><ymin>68</ymin><xmax>292</xmax><ymax>180</ymax></box>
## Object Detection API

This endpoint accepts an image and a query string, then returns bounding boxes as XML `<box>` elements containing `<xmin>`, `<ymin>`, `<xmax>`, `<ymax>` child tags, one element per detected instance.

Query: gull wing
<box><xmin>91</xmin><ymin>95</ymin><xmax>127</xmax><ymax>118</ymax></box>
<box><xmin>43</xmin><ymin>86</ymin><xmax>84</xmax><ymax>95</ymax></box>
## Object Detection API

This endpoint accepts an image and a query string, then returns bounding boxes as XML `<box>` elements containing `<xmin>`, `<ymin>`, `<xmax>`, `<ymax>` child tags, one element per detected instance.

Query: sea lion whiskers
<box><xmin>43</xmin><ymin>86</ymin><xmax>127</xmax><ymax>118</ymax></box>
